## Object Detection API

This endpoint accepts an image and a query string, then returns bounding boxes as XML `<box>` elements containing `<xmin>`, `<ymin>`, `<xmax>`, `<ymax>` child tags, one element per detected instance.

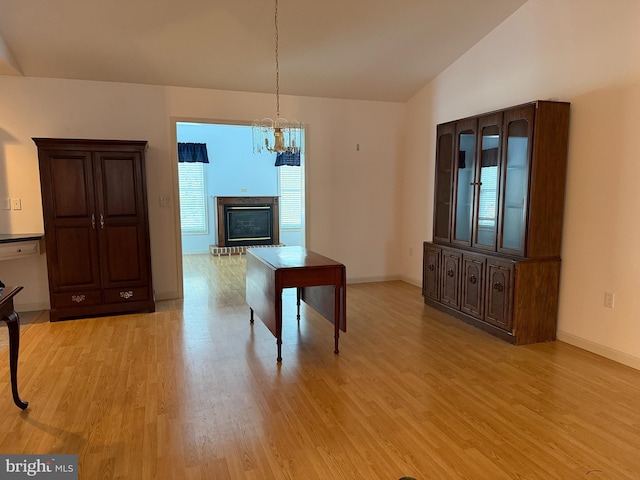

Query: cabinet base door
<box><xmin>461</xmin><ymin>254</ymin><xmax>485</xmax><ymax>319</ymax></box>
<box><xmin>440</xmin><ymin>250</ymin><xmax>461</xmax><ymax>309</ymax></box>
<box><xmin>423</xmin><ymin>244</ymin><xmax>441</xmax><ymax>301</ymax></box>
<box><xmin>485</xmin><ymin>260</ymin><xmax>514</xmax><ymax>331</ymax></box>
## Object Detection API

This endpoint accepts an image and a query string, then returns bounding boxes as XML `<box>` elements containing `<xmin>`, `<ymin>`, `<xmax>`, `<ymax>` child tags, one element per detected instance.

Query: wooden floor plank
<box><xmin>1</xmin><ymin>253</ymin><xmax>640</xmax><ymax>479</ymax></box>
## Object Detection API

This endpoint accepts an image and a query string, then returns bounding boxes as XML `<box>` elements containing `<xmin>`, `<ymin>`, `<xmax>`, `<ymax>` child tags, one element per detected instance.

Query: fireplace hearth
<box><xmin>216</xmin><ymin>196</ymin><xmax>279</xmax><ymax>247</ymax></box>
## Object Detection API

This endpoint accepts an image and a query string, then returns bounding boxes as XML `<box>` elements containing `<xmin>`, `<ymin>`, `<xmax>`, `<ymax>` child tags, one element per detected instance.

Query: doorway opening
<box><xmin>173</xmin><ymin>121</ymin><xmax>306</xmax><ymax>295</ymax></box>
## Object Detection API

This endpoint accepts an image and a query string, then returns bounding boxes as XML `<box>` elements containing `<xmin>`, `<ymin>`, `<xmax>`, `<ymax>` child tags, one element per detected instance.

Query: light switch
<box><xmin>11</xmin><ymin>198</ymin><xmax>21</xmax><ymax>210</ymax></box>
<box><xmin>2</xmin><ymin>198</ymin><xmax>10</xmax><ymax>210</ymax></box>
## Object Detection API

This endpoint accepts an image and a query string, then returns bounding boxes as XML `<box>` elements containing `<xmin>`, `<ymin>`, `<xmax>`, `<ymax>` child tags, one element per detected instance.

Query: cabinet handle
<box><xmin>428</xmin><ymin>264</ymin><xmax>435</xmax><ymax>271</ymax></box>
<box><xmin>100</xmin><ymin>214</ymin><xmax>105</xmax><ymax>229</ymax></box>
<box><xmin>120</xmin><ymin>291</ymin><xmax>134</xmax><ymax>299</ymax></box>
<box><xmin>469</xmin><ymin>275</ymin><xmax>477</xmax><ymax>284</ymax></box>
<box><xmin>71</xmin><ymin>294</ymin><xmax>86</xmax><ymax>303</ymax></box>
<box><xmin>493</xmin><ymin>282</ymin><xmax>504</xmax><ymax>292</ymax></box>
<box><xmin>92</xmin><ymin>214</ymin><xmax>96</xmax><ymax>229</ymax></box>
<box><xmin>447</xmin><ymin>269</ymin><xmax>455</xmax><ymax>277</ymax></box>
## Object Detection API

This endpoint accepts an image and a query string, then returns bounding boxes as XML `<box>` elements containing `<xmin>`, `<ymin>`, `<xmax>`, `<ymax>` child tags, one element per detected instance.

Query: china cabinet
<box><xmin>423</xmin><ymin>101</ymin><xmax>570</xmax><ymax>344</ymax></box>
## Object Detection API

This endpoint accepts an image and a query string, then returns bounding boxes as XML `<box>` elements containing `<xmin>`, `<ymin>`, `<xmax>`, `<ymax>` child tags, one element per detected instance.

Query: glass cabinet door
<box><xmin>472</xmin><ymin>114</ymin><xmax>502</xmax><ymax>250</ymax></box>
<box><xmin>433</xmin><ymin>123</ymin><xmax>455</xmax><ymax>242</ymax></box>
<box><xmin>499</xmin><ymin>106</ymin><xmax>533</xmax><ymax>255</ymax></box>
<box><xmin>452</xmin><ymin>119</ymin><xmax>476</xmax><ymax>246</ymax></box>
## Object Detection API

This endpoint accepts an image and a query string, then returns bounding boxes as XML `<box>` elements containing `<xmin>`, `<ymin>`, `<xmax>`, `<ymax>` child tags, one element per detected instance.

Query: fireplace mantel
<box><xmin>215</xmin><ymin>196</ymin><xmax>279</xmax><ymax>247</ymax></box>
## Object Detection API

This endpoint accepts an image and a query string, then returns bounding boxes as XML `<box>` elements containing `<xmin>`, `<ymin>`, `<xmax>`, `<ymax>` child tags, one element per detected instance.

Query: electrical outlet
<box><xmin>159</xmin><ymin>195</ymin><xmax>172</xmax><ymax>207</ymax></box>
<box><xmin>11</xmin><ymin>198</ymin><xmax>21</xmax><ymax>210</ymax></box>
<box><xmin>604</xmin><ymin>291</ymin><xmax>615</xmax><ymax>309</ymax></box>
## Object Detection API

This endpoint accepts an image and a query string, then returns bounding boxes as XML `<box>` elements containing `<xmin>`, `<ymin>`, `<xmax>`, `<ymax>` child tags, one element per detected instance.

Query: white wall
<box><xmin>400</xmin><ymin>0</ymin><xmax>640</xmax><ymax>367</ymax></box>
<box><xmin>0</xmin><ymin>77</ymin><xmax>405</xmax><ymax>310</ymax></box>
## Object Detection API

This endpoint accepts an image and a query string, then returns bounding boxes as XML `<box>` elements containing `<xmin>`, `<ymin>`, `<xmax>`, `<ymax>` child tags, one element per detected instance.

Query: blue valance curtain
<box><xmin>178</xmin><ymin>143</ymin><xmax>209</xmax><ymax>163</ymax></box>
<box><xmin>274</xmin><ymin>152</ymin><xmax>300</xmax><ymax>167</ymax></box>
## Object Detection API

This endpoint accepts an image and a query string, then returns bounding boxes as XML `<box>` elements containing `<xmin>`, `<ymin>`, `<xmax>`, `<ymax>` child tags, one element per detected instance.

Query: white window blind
<box><xmin>178</xmin><ymin>162</ymin><xmax>208</xmax><ymax>234</ymax></box>
<box><xmin>477</xmin><ymin>166</ymin><xmax>498</xmax><ymax>226</ymax></box>
<box><xmin>278</xmin><ymin>166</ymin><xmax>303</xmax><ymax>229</ymax></box>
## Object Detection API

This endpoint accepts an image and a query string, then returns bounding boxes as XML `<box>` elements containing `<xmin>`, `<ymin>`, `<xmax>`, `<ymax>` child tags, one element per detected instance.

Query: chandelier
<box><xmin>252</xmin><ymin>0</ymin><xmax>303</xmax><ymax>155</ymax></box>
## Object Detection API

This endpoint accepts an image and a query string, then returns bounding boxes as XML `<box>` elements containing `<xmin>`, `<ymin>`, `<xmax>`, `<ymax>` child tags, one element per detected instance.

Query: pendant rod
<box><xmin>274</xmin><ymin>0</ymin><xmax>280</xmax><ymax>118</ymax></box>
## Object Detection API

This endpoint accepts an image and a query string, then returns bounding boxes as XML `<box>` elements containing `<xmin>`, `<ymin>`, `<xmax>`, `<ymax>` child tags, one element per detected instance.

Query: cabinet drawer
<box><xmin>104</xmin><ymin>286</ymin><xmax>149</xmax><ymax>304</ymax></box>
<box><xmin>52</xmin><ymin>290</ymin><xmax>102</xmax><ymax>308</ymax></box>
<box><xmin>0</xmin><ymin>240</ymin><xmax>40</xmax><ymax>261</ymax></box>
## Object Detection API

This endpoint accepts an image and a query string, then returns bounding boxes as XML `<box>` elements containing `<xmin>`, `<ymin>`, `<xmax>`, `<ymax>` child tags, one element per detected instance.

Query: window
<box><xmin>178</xmin><ymin>162</ymin><xmax>208</xmax><ymax>234</ymax></box>
<box><xmin>278</xmin><ymin>166</ymin><xmax>303</xmax><ymax>229</ymax></box>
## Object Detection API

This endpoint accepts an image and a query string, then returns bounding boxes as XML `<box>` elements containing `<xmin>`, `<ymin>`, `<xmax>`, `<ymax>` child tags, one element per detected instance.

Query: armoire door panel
<box><xmin>101</xmin><ymin>225</ymin><xmax>149</xmax><ymax>286</ymax></box>
<box><xmin>48</xmin><ymin>153</ymin><xmax>95</xmax><ymax>219</ymax></box>
<box><xmin>97</xmin><ymin>153</ymin><xmax>143</xmax><ymax>218</ymax></box>
<box><xmin>54</xmin><ymin>226</ymin><xmax>101</xmax><ymax>290</ymax></box>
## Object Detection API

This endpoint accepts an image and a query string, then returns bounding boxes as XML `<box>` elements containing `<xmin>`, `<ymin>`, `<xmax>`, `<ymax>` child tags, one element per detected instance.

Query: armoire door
<box><xmin>94</xmin><ymin>151</ymin><xmax>151</xmax><ymax>292</ymax></box>
<box><xmin>39</xmin><ymin>150</ymin><xmax>102</xmax><ymax>296</ymax></box>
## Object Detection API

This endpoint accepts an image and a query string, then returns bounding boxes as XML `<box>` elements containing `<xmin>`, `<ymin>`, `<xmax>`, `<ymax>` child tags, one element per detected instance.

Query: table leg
<box><xmin>249</xmin><ymin>308</ymin><xmax>254</xmax><ymax>324</ymax></box>
<box><xmin>2</xmin><ymin>311</ymin><xmax>28</xmax><ymax>409</ymax></box>
<box><xmin>276</xmin><ymin>338</ymin><xmax>282</xmax><ymax>363</ymax></box>
<box><xmin>334</xmin><ymin>286</ymin><xmax>340</xmax><ymax>354</ymax></box>
<box><xmin>296</xmin><ymin>288</ymin><xmax>301</xmax><ymax>322</ymax></box>
<box><xmin>276</xmin><ymin>288</ymin><xmax>283</xmax><ymax>363</ymax></box>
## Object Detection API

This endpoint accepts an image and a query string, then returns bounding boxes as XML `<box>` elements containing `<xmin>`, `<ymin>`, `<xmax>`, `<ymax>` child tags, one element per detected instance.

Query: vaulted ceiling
<box><xmin>0</xmin><ymin>0</ymin><xmax>527</xmax><ymax>102</ymax></box>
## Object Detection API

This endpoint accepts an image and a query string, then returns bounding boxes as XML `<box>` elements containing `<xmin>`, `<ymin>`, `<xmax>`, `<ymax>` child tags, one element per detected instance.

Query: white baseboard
<box><xmin>400</xmin><ymin>275</ymin><xmax>422</xmax><ymax>288</ymax></box>
<box><xmin>557</xmin><ymin>330</ymin><xmax>640</xmax><ymax>371</ymax></box>
<box><xmin>15</xmin><ymin>301</ymin><xmax>50</xmax><ymax>313</ymax></box>
<box><xmin>155</xmin><ymin>290</ymin><xmax>180</xmax><ymax>301</ymax></box>
<box><xmin>346</xmin><ymin>275</ymin><xmax>400</xmax><ymax>284</ymax></box>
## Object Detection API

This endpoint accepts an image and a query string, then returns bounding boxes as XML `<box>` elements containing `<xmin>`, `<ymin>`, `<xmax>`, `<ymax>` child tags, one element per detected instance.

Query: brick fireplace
<box><xmin>215</xmin><ymin>196</ymin><xmax>279</xmax><ymax>248</ymax></box>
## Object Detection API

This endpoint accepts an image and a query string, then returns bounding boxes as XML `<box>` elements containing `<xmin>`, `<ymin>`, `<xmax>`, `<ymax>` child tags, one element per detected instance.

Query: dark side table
<box><xmin>0</xmin><ymin>286</ymin><xmax>28</xmax><ymax>409</ymax></box>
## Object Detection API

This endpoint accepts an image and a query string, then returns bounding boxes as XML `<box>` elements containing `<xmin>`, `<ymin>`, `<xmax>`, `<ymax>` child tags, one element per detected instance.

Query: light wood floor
<box><xmin>2</xmin><ymin>254</ymin><xmax>640</xmax><ymax>479</ymax></box>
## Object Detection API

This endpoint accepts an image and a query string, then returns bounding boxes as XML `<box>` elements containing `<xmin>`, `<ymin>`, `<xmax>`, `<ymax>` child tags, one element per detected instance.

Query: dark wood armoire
<box><xmin>34</xmin><ymin>138</ymin><xmax>155</xmax><ymax>321</ymax></box>
<box><xmin>423</xmin><ymin>101</ymin><xmax>570</xmax><ymax>344</ymax></box>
